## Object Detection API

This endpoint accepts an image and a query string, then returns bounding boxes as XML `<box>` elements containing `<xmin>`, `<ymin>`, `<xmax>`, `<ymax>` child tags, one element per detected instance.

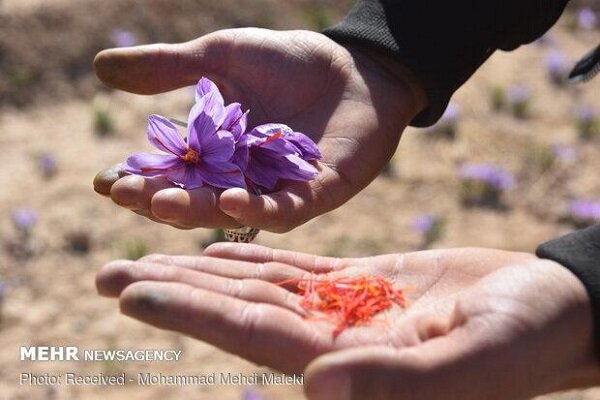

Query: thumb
<box><xmin>93</xmin><ymin>31</ymin><xmax>232</xmax><ymax>94</ymax></box>
<box><xmin>304</xmin><ymin>329</ymin><xmax>482</xmax><ymax>400</ymax></box>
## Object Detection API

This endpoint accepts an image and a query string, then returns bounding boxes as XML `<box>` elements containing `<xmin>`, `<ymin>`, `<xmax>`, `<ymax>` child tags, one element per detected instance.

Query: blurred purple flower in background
<box><xmin>577</xmin><ymin>7</ymin><xmax>597</xmax><ymax>30</ymax></box>
<box><xmin>0</xmin><ymin>281</ymin><xmax>7</xmax><ymax>304</ymax></box>
<box><xmin>242</xmin><ymin>389</ymin><xmax>266</xmax><ymax>400</ymax></box>
<box><xmin>551</xmin><ymin>144</ymin><xmax>577</xmax><ymax>163</ymax></box>
<box><xmin>459</xmin><ymin>164</ymin><xmax>515</xmax><ymax>191</ymax></box>
<box><xmin>411</xmin><ymin>213</ymin><xmax>445</xmax><ymax>248</ymax></box>
<box><xmin>428</xmin><ymin>102</ymin><xmax>460</xmax><ymax>139</ymax></box>
<box><xmin>38</xmin><ymin>152</ymin><xmax>58</xmax><ymax>178</ymax></box>
<box><xmin>441</xmin><ymin>102</ymin><xmax>460</xmax><ymax>124</ymax></box>
<box><xmin>544</xmin><ymin>51</ymin><xmax>568</xmax><ymax>84</ymax></box>
<box><xmin>576</xmin><ymin>105</ymin><xmax>599</xmax><ymax>139</ymax></box>
<box><xmin>568</xmin><ymin>199</ymin><xmax>600</xmax><ymax>224</ymax></box>
<box><xmin>111</xmin><ymin>29</ymin><xmax>136</xmax><ymax>47</ymax></box>
<box><xmin>411</xmin><ymin>214</ymin><xmax>437</xmax><ymax>234</ymax></box>
<box><xmin>11</xmin><ymin>209</ymin><xmax>37</xmax><ymax>233</ymax></box>
<box><xmin>459</xmin><ymin>164</ymin><xmax>514</xmax><ymax>208</ymax></box>
<box><xmin>507</xmin><ymin>85</ymin><xmax>532</xmax><ymax>118</ymax></box>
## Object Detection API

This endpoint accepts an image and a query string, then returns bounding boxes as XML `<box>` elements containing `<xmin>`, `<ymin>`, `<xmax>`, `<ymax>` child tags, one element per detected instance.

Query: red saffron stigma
<box><xmin>276</xmin><ymin>275</ymin><xmax>406</xmax><ymax>336</ymax></box>
<box><xmin>259</xmin><ymin>131</ymin><xmax>283</xmax><ymax>147</ymax></box>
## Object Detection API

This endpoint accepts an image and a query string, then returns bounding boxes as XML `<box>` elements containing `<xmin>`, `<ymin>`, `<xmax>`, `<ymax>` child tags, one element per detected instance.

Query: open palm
<box><xmin>97</xmin><ymin>243</ymin><xmax>588</xmax><ymax>377</ymax></box>
<box><xmin>93</xmin><ymin>28</ymin><xmax>422</xmax><ymax>232</ymax></box>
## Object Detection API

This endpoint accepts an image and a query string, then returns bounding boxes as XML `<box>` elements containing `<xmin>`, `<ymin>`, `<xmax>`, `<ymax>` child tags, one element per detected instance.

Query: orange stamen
<box><xmin>181</xmin><ymin>148</ymin><xmax>200</xmax><ymax>164</ymax></box>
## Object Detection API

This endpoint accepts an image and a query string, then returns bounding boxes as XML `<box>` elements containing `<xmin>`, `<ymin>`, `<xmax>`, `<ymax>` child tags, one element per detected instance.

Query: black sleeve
<box><xmin>323</xmin><ymin>0</ymin><xmax>569</xmax><ymax>127</ymax></box>
<box><xmin>536</xmin><ymin>225</ymin><xmax>600</xmax><ymax>354</ymax></box>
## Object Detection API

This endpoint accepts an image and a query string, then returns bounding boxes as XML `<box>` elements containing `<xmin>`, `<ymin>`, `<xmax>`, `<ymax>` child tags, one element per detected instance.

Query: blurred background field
<box><xmin>0</xmin><ymin>0</ymin><xmax>599</xmax><ymax>399</ymax></box>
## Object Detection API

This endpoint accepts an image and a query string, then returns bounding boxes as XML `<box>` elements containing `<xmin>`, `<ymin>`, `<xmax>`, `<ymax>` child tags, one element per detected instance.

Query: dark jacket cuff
<box><xmin>536</xmin><ymin>225</ymin><xmax>600</xmax><ymax>355</ymax></box>
<box><xmin>323</xmin><ymin>0</ymin><xmax>567</xmax><ymax>127</ymax></box>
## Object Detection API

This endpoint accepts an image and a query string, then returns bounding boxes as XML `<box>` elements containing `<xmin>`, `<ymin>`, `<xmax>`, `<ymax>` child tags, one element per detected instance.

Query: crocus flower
<box><xmin>112</xmin><ymin>29</ymin><xmax>136</xmax><ymax>47</ymax></box>
<box><xmin>576</xmin><ymin>105</ymin><xmax>599</xmax><ymax>139</ymax></box>
<box><xmin>577</xmin><ymin>7</ymin><xmax>597</xmax><ymax>30</ymax></box>
<box><xmin>568</xmin><ymin>199</ymin><xmax>600</xmax><ymax>222</ymax></box>
<box><xmin>38</xmin><ymin>153</ymin><xmax>58</xmax><ymax>178</ymax></box>
<box><xmin>241</xmin><ymin>389</ymin><xmax>265</xmax><ymax>400</ymax></box>
<box><xmin>459</xmin><ymin>163</ymin><xmax>514</xmax><ymax>208</ymax></box>
<box><xmin>411</xmin><ymin>214</ymin><xmax>438</xmax><ymax>234</ymax></box>
<box><xmin>507</xmin><ymin>85</ymin><xmax>532</xmax><ymax>119</ymax></box>
<box><xmin>459</xmin><ymin>164</ymin><xmax>515</xmax><ymax>191</ymax></box>
<box><xmin>551</xmin><ymin>144</ymin><xmax>576</xmax><ymax>163</ymax></box>
<box><xmin>545</xmin><ymin>51</ymin><xmax>568</xmax><ymax>84</ymax></box>
<box><xmin>123</xmin><ymin>79</ymin><xmax>246</xmax><ymax>189</ymax></box>
<box><xmin>0</xmin><ymin>281</ymin><xmax>6</xmax><ymax>303</ymax></box>
<box><xmin>244</xmin><ymin>123</ymin><xmax>321</xmax><ymax>191</ymax></box>
<box><xmin>124</xmin><ymin>78</ymin><xmax>321</xmax><ymax>193</ymax></box>
<box><xmin>440</xmin><ymin>102</ymin><xmax>460</xmax><ymax>124</ymax></box>
<box><xmin>11</xmin><ymin>209</ymin><xmax>37</xmax><ymax>233</ymax></box>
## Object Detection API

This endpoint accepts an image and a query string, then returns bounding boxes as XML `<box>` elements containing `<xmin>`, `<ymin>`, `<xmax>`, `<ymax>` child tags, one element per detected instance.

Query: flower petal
<box><xmin>123</xmin><ymin>152</ymin><xmax>184</xmax><ymax>177</ymax></box>
<box><xmin>199</xmin><ymin>161</ymin><xmax>247</xmax><ymax>189</ymax></box>
<box><xmin>245</xmin><ymin>148</ymin><xmax>318</xmax><ymax>191</ymax></box>
<box><xmin>233</xmin><ymin>135</ymin><xmax>249</xmax><ymax>171</ymax></box>
<box><xmin>201</xmin><ymin>130</ymin><xmax>235</xmax><ymax>162</ymax></box>
<box><xmin>187</xmin><ymin>94</ymin><xmax>225</xmax><ymax>151</ymax></box>
<box><xmin>250</xmin><ymin>123</ymin><xmax>294</xmax><ymax>138</ymax></box>
<box><xmin>287</xmin><ymin>132</ymin><xmax>322</xmax><ymax>160</ymax></box>
<box><xmin>195</xmin><ymin>77</ymin><xmax>224</xmax><ymax>105</ymax></box>
<box><xmin>147</xmin><ymin>115</ymin><xmax>187</xmax><ymax>156</ymax></box>
<box><xmin>166</xmin><ymin>164</ymin><xmax>206</xmax><ymax>190</ymax></box>
<box><xmin>222</xmin><ymin>103</ymin><xmax>248</xmax><ymax>140</ymax></box>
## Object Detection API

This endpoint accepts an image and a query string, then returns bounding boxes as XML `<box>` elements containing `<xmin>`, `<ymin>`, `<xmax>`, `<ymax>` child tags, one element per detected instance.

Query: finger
<box><xmin>134</xmin><ymin>254</ymin><xmax>309</xmax><ymax>283</ymax></box>
<box><xmin>304</xmin><ymin>331</ymin><xmax>477</xmax><ymax>400</ymax></box>
<box><xmin>93</xmin><ymin>164</ymin><xmax>128</xmax><ymax>196</ymax></box>
<box><xmin>304</xmin><ymin>309</ymin><xmax>540</xmax><ymax>400</ymax></box>
<box><xmin>94</xmin><ymin>32</ymin><xmax>231</xmax><ymax>94</ymax></box>
<box><xmin>218</xmin><ymin>165</ymin><xmax>351</xmax><ymax>233</ymax></box>
<box><xmin>149</xmin><ymin>187</ymin><xmax>241</xmax><ymax>229</ymax></box>
<box><xmin>110</xmin><ymin>174</ymin><xmax>175</xmax><ymax>211</ymax></box>
<box><xmin>203</xmin><ymin>243</ymin><xmax>346</xmax><ymax>273</ymax></box>
<box><xmin>96</xmin><ymin>260</ymin><xmax>304</xmax><ymax>314</ymax></box>
<box><xmin>109</xmin><ymin>175</ymin><xmax>240</xmax><ymax>229</ymax></box>
<box><xmin>119</xmin><ymin>281</ymin><xmax>330</xmax><ymax>372</ymax></box>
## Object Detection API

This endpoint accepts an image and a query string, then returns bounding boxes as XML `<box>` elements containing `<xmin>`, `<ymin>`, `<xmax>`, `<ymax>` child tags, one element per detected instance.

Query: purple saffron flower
<box><xmin>242</xmin><ymin>389</ymin><xmax>265</xmax><ymax>400</ymax></box>
<box><xmin>577</xmin><ymin>105</ymin><xmax>596</xmax><ymax>123</ymax></box>
<box><xmin>38</xmin><ymin>153</ymin><xmax>58</xmax><ymax>178</ymax></box>
<box><xmin>411</xmin><ymin>214</ymin><xmax>437</xmax><ymax>234</ymax></box>
<box><xmin>244</xmin><ymin>123</ymin><xmax>321</xmax><ymax>191</ymax></box>
<box><xmin>440</xmin><ymin>102</ymin><xmax>460</xmax><ymax>124</ymax></box>
<box><xmin>123</xmin><ymin>79</ymin><xmax>246</xmax><ymax>189</ymax></box>
<box><xmin>577</xmin><ymin>7</ymin><xmax>597</xmax><ymax>30</ymax></box>
<box><xmin>11</xmin><ymin>209</ymin><xmax>37</xmax><ymax>232</ymax></box>
<box><xmin>507</xmin><ymin>85</ymin><xmax>531</xmax><ymax>105</ymax></box>
<box><xmin>568</xmin><ymin>199</ymin><xmax>600</xmax><ymax>222</ymax></box>
<box><xmin>459</xmin><ymin>164</ymin><xmax>515</xmax><ymax>191</ymax></box>
<box><xmin>551</xmin><ymin>144</ymin><xmax>576</xmax><ymax>163</ymax></box>
<box><xmin>545</xmin><ymin>51</ymin><xmax>568</xmax><ymax>83</ymax></box>
<box><xmin>112</xmin><ymin>29</ymin><xmax>136</xmax><ymax>47</ymax></box>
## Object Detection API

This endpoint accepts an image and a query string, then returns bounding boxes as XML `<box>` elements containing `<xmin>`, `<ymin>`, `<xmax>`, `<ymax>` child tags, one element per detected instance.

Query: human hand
<box><xmin>96</xmin><ymin>242</ymin><xmax>595</xmax><ymax>398</ymax></box>
<box><xmin>304</xmin><ymin>256</ymin><xmax>597</xmax><ymax>400</ymax></box>
<box><xmin>92</xmin><ymin>28</ymin><xmax>424</xmax><ymax>232</ymax></box>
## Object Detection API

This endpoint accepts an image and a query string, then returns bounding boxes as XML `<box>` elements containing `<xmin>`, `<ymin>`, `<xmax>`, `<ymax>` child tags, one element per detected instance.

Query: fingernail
<box><xmin>309</xmin><ymin>370</ymin><xmax>351</xmax><ymax>400</ymax></box>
